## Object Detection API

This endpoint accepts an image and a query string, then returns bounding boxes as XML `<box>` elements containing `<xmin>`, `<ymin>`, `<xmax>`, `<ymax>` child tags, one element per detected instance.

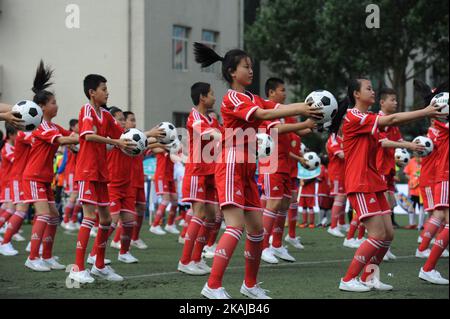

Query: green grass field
<box><xmin>0</xmin><ymin>216</ymin><xmax>448</xmax><ymax>299</ymax></box>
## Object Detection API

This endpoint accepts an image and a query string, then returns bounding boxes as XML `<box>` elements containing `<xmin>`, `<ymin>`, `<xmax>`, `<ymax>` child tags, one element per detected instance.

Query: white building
<box><xmin>0</xmin><ymin>0</ymin><xmax>244</xmax><ymax>131</ymax></box>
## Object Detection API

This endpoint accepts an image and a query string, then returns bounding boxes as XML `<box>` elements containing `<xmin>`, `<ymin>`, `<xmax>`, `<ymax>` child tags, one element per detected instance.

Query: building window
<box><xmin>173</xmin><ymin>26</ymin><xmax>189</xmax><ymax>71</ymax></box>
<box><xmin>201</xmin><ymin>30</ymin><xmax>219</xmax><ymax>73</ymax></box>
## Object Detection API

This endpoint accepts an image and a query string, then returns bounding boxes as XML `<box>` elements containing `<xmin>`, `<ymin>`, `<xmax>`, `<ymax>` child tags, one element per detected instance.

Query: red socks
<box><xmin>152</xmin><ymin>201</ymin><xmax>169</xmax><ymax>227</ymax></box>
<box><xmin>347</xmin><ymin>217</ymin><xmax>358</xmax><ymax>240</ymax></box>
<box><xmin>167</xmin><ymin>204</ymin><xmax>177</xmax><ymax>226</ymax></box>
<box><xmin>113</xmin><ymin>224</ymin><xmax>122</xmax><ymax>243</ymax></box>
<box><xmin>63</xmin><ymin>202</ymin><xmax>75</xmax><ymax>223</ymax></box>
<box><xmin>419</xmin><ymin>217</ymin><xmax>442</xmax><ymax>251</ymax></box>
<box><xmin>208</xmin><ymin>226</ymin><xmax>243</xmax><ymax>289</ymax></box>
<box><xmin>181</xmin><ymin>209</ymin><xmax>193</xmax><ymax>239</ymax></box>
<box><xmin>207</xmin><ymin>215</ymin><xmax>222</xmax><ymax>247</ymax></box>
<box><xmin>132</xmin><ymin>214</ymin><xmax>144</xmax><ymax>241</ymax></box>
<box><xmin>72</xmin><ymin>203</ymin><xmax>82</xmax><ymax>223</ymax></box>
<box><xmin>94</xmin><ymin>224</ymin><xmax>111</xmax><ymax>269</ymax></box>
<box><xmin>2</xmin><ymin>211</ymin><xmax>26</xmax><ymax>244</ymax></box>
<box><xmin>245</xmin><ymin>231</ymin><xmax>264</xmax><ymax>288</ymax></box>
<box><xmin>360</xmin><ymin>240</ymin><xmax>391</xmax><ymax>282</ymax></box>
<box><xmin>272</xmin><ymin>211</ymin><xmax>287</xmax><ymax>248</ymax></box>
<box><xmin>423</xmin><ymin>224</ymin><xmax>449</xmax><ymax>272</ymax></box>
<box><xmin>288</xmin><ymin>203</ymin><xmax>298</xmax><ymax>238</ymax></box>
<box><xmin>42</xmin><ymin>217</ymin><xmax>59</xmax><ymax>259</ymax></box>
<box><xmin>74</xmin><ymin>217</ymin><xmax>96</xmax><ymax>271</ymax></box>
<box><xmin>0</xmin><ymin>208</ymin><xmax>13</xmax><ymax>228</ymax></box>
<box><xmin>192</xmin><ymin>221</ymin><xmax>215</xmax><ymax>262</ymax></box>
<box><xmin>120</xmin><ymin>221</ymin><xmax>135</xmax><ymax>254</ymax></box>
<box><xmin>343</xmin><ymin>237</ymin><xmax>382</xmax><ymax>282</ymax></box>
<box><xmin>29</xmin><ymin>215</ymin><xmax>49</xmax><ymax>260</ymax></box>
<box><xmin>262</xmin><ymin>209</ymin><xmax>277</xmax><ymax>249</ymax></box>
<box><xmin>330</xmin><ymin>199</ymin><xmax>344</xmax><ymax>229</ymax></box>
<box><xmin>180</xmin><ymin>216</ymin><xmax>203</xmax><ymax>265</ymax></box>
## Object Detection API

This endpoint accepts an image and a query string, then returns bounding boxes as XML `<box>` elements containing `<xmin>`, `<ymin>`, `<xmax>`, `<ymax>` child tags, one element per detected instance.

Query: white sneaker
<box><xmin>419</xmin><ymin>268</ymin><xmax>449</xmax><ymax>285</ymax></box>
<box><xmin>201</xmin><ymin>283</ymin><xmax>231</xmax><ymax>299</ymax></box>
<box><xmin>220</xmin><ymin>221</ymin><xmax>226</xmax><ymax>230</ymax></box>
<box><xmin>177</xmin><ymin>235</ymin><xmax>185</xmax><ymax>244</ymax></box>
<box><xmin>71</xmin><ymin>221</ymin><xmax>81</xmax><ymax>230</ymax></box>
<box><xmin>268</xmin><ymin>235</ymin><xmax>273</xmax><ymax>245</ymax></box>
<box><xmin>178</xmin><ymin>219</ymin><xmax>186</xmax><ymax>227</ymax></box>
<box><xmin>339</xmin><ymin>224</ymin><xmax>350</xmax><ymax>233</ymax></box>
<box><xmin>0</xmin><ymin>242</ymin><xmax>19</xmax><ymax>256</ymax></box>
<box><xmin>194</xmin><ymin>259</ymin><xmax>211</xmax><ymax>273</ymax></box>
<box><xmin>240</xmin><ymin>281</ymin><xmax>271</xmax><ymax>299</ymax></box>
<box><xmin>354</xmin><ymin>238</ymin><xmax>366</xmax><ymax>247</ymax></box>
<box><xmin>25</xmin><ymin>242</ymin><xmax>43</xmax><ymax>255</ymax></box>
<box><xmin>271</xmin><ymin>245</ymin><xmax>296</xmax><ymax>262</ymax></box>
<box><xmin>339</xmin><ymin>278</ymin><xmax>371</xmax><ymax>292</ymax></box>
<box><xmin>61</xmin><ymin>221</ymin><xmax>70</xmax><ymax>230</ymax></box>
<box><xmin>91</xmin><ymin>265</ymin><xmax>124</xmax><ymax>281</ymax></box>
<box><xmin>12</xmin><ymin>233</ymin><xmax>26</xmax><ymax>242</ymax></box>
<box><xmin>386</xmin><ymin>249</ymin><xmax>396</xmax><ymax>261</ymax></box>
<box><xmin>442</xmin><ymin>249</ymin><xmax>449</xmax><ymax>258</ymax></box>
<box><xmin>0</xmin><ymin>224</ymin><xmax>7</xmax><ymax>234</ymax></box>
<box><xmin>25</xmin><ymin>257</ymin><xmax>51</xmax><ymax>272</ymax></box>
<box><xmin>415</xmin><ymin>248</ymin><xmax>431</xmax><ymax>258</ymax></box>
<box><xmin>361</xmin><ymin>277</ymin><xmax>393</xmax><ymax>291</ymax></box>
<box><xmin>202</xmin><ymin>244</ymin><xmax>217</xmax><ymax>259</ymax></box>
<box><xmin>343</xmin><ymin>238</ymin><xmax>359</xmax><ymax>248</ymax></box>
<box><xmin>68</xmin><ymin>269</ymin><xmax>95</xmax><ymax>284</ymax></box>
<box><xmin>327</xmin><ymin>227</ymin><xmax>345</xmax><ymax>238</ymax></box>
<box><xmin>90</xmin><ymin>227</ymin><xmax>98</xmax><ymax>238</ymax></box>
<box><xmin>131</xmin><ymin>239</ymin><xmax>148</xmax><ymax>250</ymax></box>
<box><xmin>42</xmin><ymin>257</ymin><xmax>66</xmax><ymax>270</ymax></box>
<box><xmin>150</xmin><ymin>225</ymin><xmax>167</xmax><ymax>235</ymax></box>
<box><xmin>118</xmin><ymin>252</ymin><xmax>139</xmax><ymax>264</ymax></box>
<box><xmin>164</xmin><ymin>224</ymin><xmax>180</xmax><ymax>234</ymax></box>
<box><xmin>178</xmin><ymin>261</ymin><xmax>208</xmax><ymax>275</ymax></box>
<box><xmin>110</xmin><ymin>240</ymin><xmax>121</xmax><ymax>250</ymax></box>
<box><xmin>86</xmin><ymin>254</ymin><xmax>111</xmax><ymax>265</ymax></box>
<box><xmin>261</xmin><ymin>247</ymin><xmax>279</xmax><ymax>264</ymax></box>
<box><xmin>284</xmin><ymin>235</ymin><xmax>304</xmax><ymax>249</ymax></box>
<box><xmin>417</xmin><ymin>235</ymin><xmax>423</xmax><ymax>244</ymax></box>
<box><xmin>0</xmin><ymin>235</ymin><xmax>3</xmax><ymax>242</ymax></box>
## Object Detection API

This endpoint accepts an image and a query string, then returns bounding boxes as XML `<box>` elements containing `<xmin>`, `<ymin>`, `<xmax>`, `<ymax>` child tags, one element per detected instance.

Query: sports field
<box><xmin>0</xmin><ymin>216</ymin><xmax>448</xmax><ymax>299</ymax></box>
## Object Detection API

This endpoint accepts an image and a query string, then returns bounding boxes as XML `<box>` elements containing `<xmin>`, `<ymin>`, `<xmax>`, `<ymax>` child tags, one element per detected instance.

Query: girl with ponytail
<box><xmin>20</xmin><ymin>60</ymin><xmax>79</xmax><ymax>271</ymax></box>
<box><xmin>193</xmin><ymin>43</ymin><xmax>323</xmax><ymax>299</ymax></box>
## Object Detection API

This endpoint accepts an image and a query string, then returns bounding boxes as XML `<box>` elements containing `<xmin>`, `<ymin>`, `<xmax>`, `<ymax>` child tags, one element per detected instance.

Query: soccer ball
<box><xmin>12</xmin><ymin>100</ymin><xmax>43</xmax><ymax>131</ymax></box>
<box><xmin>412</xmin><ymin>136</ymin><xmax>434</xmax><ymax>157</ymax></box>
<box><xmin>303</xmin><ymin>152</ymin><xmax>321</xmax><ymax>170</ymax></box>
<box><xmin>305</xmin><ymin>90</ymin><xmax>338</xmax><ymax>124</ymax></box>
<box><xmin>168</xmin><ymin>138</ymin><xmax>182</xmax><ymax>154</ymax></box>
<box><xmin>395</xmin><ymin>148</ymin><xmax>410</xmax><ymax>167</ymax></box>
<box><xmin>157</xmin><ymin>122</ymin><xmax>178</xmax><ymax>144</ymax></box>
<box><xmin>300</xmin><ymin>143</ymin><xmax>306</xmax><ymax>155</ymax></box>
<box><xmin>256</xmin><ymin>133</ymin><xmax>274</xmax><ymax>158</ymax></box>
<box><xmin>120</xmin><ymin>128</ymin><xmax>148</xmax><ymax>156</ymax></box>
<box><xmin>431</xmin><ymin>92</ymin><xmax>449</xmax><ymax>121</ymax></box>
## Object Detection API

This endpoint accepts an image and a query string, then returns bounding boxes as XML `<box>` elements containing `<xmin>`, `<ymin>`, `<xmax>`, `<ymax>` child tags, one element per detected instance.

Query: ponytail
<box><xmin>32</xmin><ymin>60</ymin><xmax>54</xmax><ymax>106</ymax></box>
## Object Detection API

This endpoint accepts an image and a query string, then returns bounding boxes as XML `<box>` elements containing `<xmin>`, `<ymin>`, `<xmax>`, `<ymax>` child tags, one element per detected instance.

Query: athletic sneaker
<box><xmin>284</xmin><ymin>235</ymin><xmax>304</xmax><ymax>249</ymax></box>
<box><xmin>327</xmin><ymin>227</ymin><xmax>345</xmax><ymax>238</ymax></box>
<box><xmin>361</xmin><ymin>277</ymin><xmax>393</xmax><ymax>291</ymax></box>
<box><xmin>194</xmin><ymin>259</ymin><xmax>211</xmax><ymax>273</ymax></box>
<box><xmin>118</xmin><ymin>252</ymin><xmax>139</xmax><ymax>264</ymax></box>
<box><xmin>91</xmin><ymin>265</ymin><xmax>123</xmax><ymax>281</ymax></box>
<box><xmin>220</xmin><ymin>221</ymin><xmax>226</xmax><ymax>230</ymax></box>
<box><xmin>0</xmin><ymin>242</ymin><xmax>19</xmax><ymax>256</ymax></box>
<box><xmin>201</xmin><ymin>283</ymin><xmax>232</xmax><ymax>299</ymax></box>
<box><xmin>68</xmin><ymin>269</ymin><xmax>95</xmax><ymax>284</ymax></box>
<box><xmin>240</xmin><ymin>281</ymin><xmax>271</xmax><ymax>299</ymax></box>
<box><xmin>415</xmin><ymin>248</ymin><xmax>431</xmax><ymax>258</ymax></box>
<box><xmin>25</xmin><ymin>257</ymin><xmax>51</xmax><ymax>272</ymax></box>
<box><xmin>202</xmin><ymin>244</ymin><xmax>217</xmax><ymax>259</ymax></box>
<box><xmin>150</xmin><ymin>225</ymin><xmax>166</xmax><ymax>235</ymax></box>
<box><xmin>87</xmin><ymin>254</ymin><xmax>111</xmax><ymax>265</ymax></box>
<box><xmin>442</xmin><ymin>249</ymin><xmax>449</xmax><ymax>258</ymax></box>
<box><xmin>338</xmin><ymin>224</ymin><xmax>350</xmax><ymax>233</ymax></box>
<box><xmin>90</xmin><ymin>227</ymin><xmax>98</xmax><ymax>238</ymax></box>
<box><xmin>110</xmin><ymin>240</ymin><xmax>121</xmax><ymax>250</ymax></box>
<box><xmin>178</xmin><ymin>261</ymin><xmax>208</xmax><ymax>275</ymax></box>
<box><xmin>0</xmin><ymin>224</ymin><xmax>7</xmax><ymax>234</ymax></box>
<box><xmin>417</xmin><ymin>235</ymin><xmax>423</xmax><ymax>244</ymax></box>
<box><xmin>339</xmin><ymin>278</ymin><xmax>371</xmax><ymax>292</ymax></box>
<box><xmin>385</xmin><ymin>249</ymin><xmax>397</xmax><ymax>260</ymax></box>
<box><xmin>419</xmin><ymin>268</ymin><xmax>449</xmax><ymax>285</ymax></box>
<box><xmin>178</xmin><ymin>219</ymin><xmax>186</xmax><ymax>227</ymax></box>
<box><xmin>11</xmin><ymin>233</ymin><xmax>25</xmax><ymax>242</ymax></box>
<box><xmin>131</xmin><ymin>239</ymin><xmax>148</xmax><ymax>250</ymax></box>
<box><xmin>0</xmin><ymin>235</ymin><xmax>3</xmax><ymax>242</ymax></box>
<box><xmin>261</xmin><ymin>247</ymin><xmax>279</xmax><ymax>264</ymax></box>
<box><xmin>61</xmin><ymin>221</ymin><xmax>70</xmax><ymax>230</ymax></box>
<box><xmin>69</xmin><ymin>221</ymin><xmax>81</xmax><ymax>230</ymax></box>
<box><xmin>164</xmin><ymin>224</ymin><xmax>180</xmax><ymax>235</ymax></box>
<box><xmin>177</xmin><ymin>235</ymin><xmax>185</xmax><ymax>244</ymax></box>
<box><xmin>343</xmin><ymin>238</ymin><xmax>359</xmax><ymax>249</ymax></box>
<box><xmin>271</xmin><ymin>245</ymin><xmax>296</xmax><ymax>262</ymax></box>
<box><xmin>308</xmin><ymin>223</ymin><xmax>315</xmax><ymax>229</ymax></box>
<box><xmin>354</xmin><ymin>238</ymin><xmax>366</xmax><ymax>247</ymax></box>
<box><xmin>42</xmin><ymin>257</ymin><xmax>66</xmax><ymax>270</ymax></box>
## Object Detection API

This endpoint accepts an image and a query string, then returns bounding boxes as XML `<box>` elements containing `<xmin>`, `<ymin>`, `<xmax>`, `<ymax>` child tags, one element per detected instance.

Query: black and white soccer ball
<box><xmin>256</xmin><ymin>133</ymin><xmax>274</xmax><ymax>158</ymax></box>
<box><xmin>300</xmin><ymin>143</ymin><xmax>306</xmax><ymax>155</ymax></box>
<box><xmin>305</xmin><ymin>90</ymin><xmax>338</xmax><ymax>124</ymax></box>
<box><xmin>412</xmin><ymin>136</ymin><xmax>434</xmax><ymax>157</ymax></box>
<box><xmin>303</xmin><ymin>152</ymin><xmax>321</xmax><ymax>170</ymax></box>
<box><xmin>120</xmin><ymin>128</ymin><xmax>148</xmax><ymax>156</ymax></box>
<box><xmin>12</xmin><ymin>100</ymin><xmax>43</xmax><ymax>131</ymax></box>
<box><xmin>431</xmin><ymin>92</ymin><xmax>449</xmax><ymax>121</ymax></box>
<box><xmin>394</xmin><ymin>148</ymin><xmax>410</xmax><ymax>167</ymax></box>
<box><xmin>168</xmin><ymin>138</ymin><xmax>182</xmax><ymax>154</ymax></box>
<box><xmin>157</xmin><ymin>122</ymin><xmax>178</xmax><ymax>144</ymax></box>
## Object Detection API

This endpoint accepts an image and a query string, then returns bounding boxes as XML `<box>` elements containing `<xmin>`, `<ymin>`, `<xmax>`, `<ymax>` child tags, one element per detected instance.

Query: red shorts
<box><xmin>382</xmin><ymin>174</ymin><xmax>396</xmax><ymax>193</ymax></box>
<box><xmin>64</xmin><ymin>173</ymin><xmax>79</xmax><ymax>193</ymax></box>
<box><xmin>154</xmin><ymin>178</ymin><xmax>177</xmax><ymax>195</ymax></box>
<box><xmin>347</xmin><ymin>192</ymin><xmax>391</xmax><ymax>222</ymax></box>
<box><xmin>319</xmin><ymin>196</ymin><xmax>334</xmax><ymax>209</ymax></box>
<box><xmin>434</xmin><ymin>181</ymin><xmax>449</xmax><ymax>210</ymax></box>
<box><xmin>109</xmin><ymin>184</ymin><xmax>136</xmax><ymax>215</ymax></box>
<box><xmin>290</xmin><ymin>178</ymin><xmax>299</xmax><ymax>193</ymax></box>
<box><xmin>182</xmin><ymin>174</ymin><xmax>218</xmax><ymax>204</ymax></box>
<box><xmin>23</xmin><ymin>180</ymin><xmax>55</xmax><ymax>204</ymax></box>
<box><xmin>134</xmin><ymin>187</ymin><xmax>146</xmax><ymax>205</ymax></box>
<box><xmin>0</xmin><ymin>182</ymin><xmax>11</xmax><ymax>203</ymax></box>
<box><xmin>330</xmin><ymin>179</ymin><xmax>345</xmax><ymax>196</ymax></box>
<box><xmin>420</xmin><ymin>186</ymin><xmax>435</xmax><ymax>212</ymax></box>
<box><xmin>10</xmin><ymin>180</ymin><xmax>25</xmax><ymax>204</ymax></box>
<box><xmin>299</xmin><ymin>196</ymin><xmax>315</xmax><ymax>209</ymax></box>
<box><xmin>215</xmin><ymin>158</ymin><xmax>261</xmax><ymax>212</ymax></box>
<box><xmin>77</xmin><ymin>181</ymin><xmax>110</xmax><ymax>207</ymax></box>
<box><xmin>261</xmin><ymin>173</ymin><xmax>291</xmax><ymax>199</ymax></box>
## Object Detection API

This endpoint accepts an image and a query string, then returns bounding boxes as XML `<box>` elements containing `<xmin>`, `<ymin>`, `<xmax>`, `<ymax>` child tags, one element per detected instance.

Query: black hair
<box><xmin>32</xmin><ymin>60</ymin><xmax>54</xmax><ymax>106</ymax></box>
<box><xmin>379</xmin><ymin>87</ymin><xmax>397</xmax><ymax>101</ymax></box>
<box><xmin>69</xmin><ymin>119</ymin><xmax>79</xmax><ymax>130</ymax></box>
<box><xmin>194</xmin><ymin>42</ymin><xmax>251</xmax><ymax>85</ymax></box>
<box><xmin>414</xmin><ymin>79</ymin><xmax>449</xmax><ymax>105</ymax></box>
<box><xmin>347</xmin><ymin>78</ymin><xmax>365</xmax><ymax>107</ymax></box>
<box><xmin>123</xmin><ymin>111</ymin><xmax>135</xmax><ymax>120</ymax></box>
<box><xmin>83</xmin><ymin>74</ymin><xmax>107</xmax><ymax>100</ymax></box>
<box><xmin>265</xmin><ymin>77</ymin><xmax>285</xmax><ymax>97</ymax></box>
<box><xmin>5</xmin><ymin>123</ymin><xmax>17</xmax><ymax>139</ymax></box>
<box><xmin>191</xmin><ymin>82</ymin><xmax>211</xmax><ymax>106</ymax></box>
<box><xmin>109</xmin><ymin>106</ymin><xmax>123</xmax><ymax>118</ymax></box>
